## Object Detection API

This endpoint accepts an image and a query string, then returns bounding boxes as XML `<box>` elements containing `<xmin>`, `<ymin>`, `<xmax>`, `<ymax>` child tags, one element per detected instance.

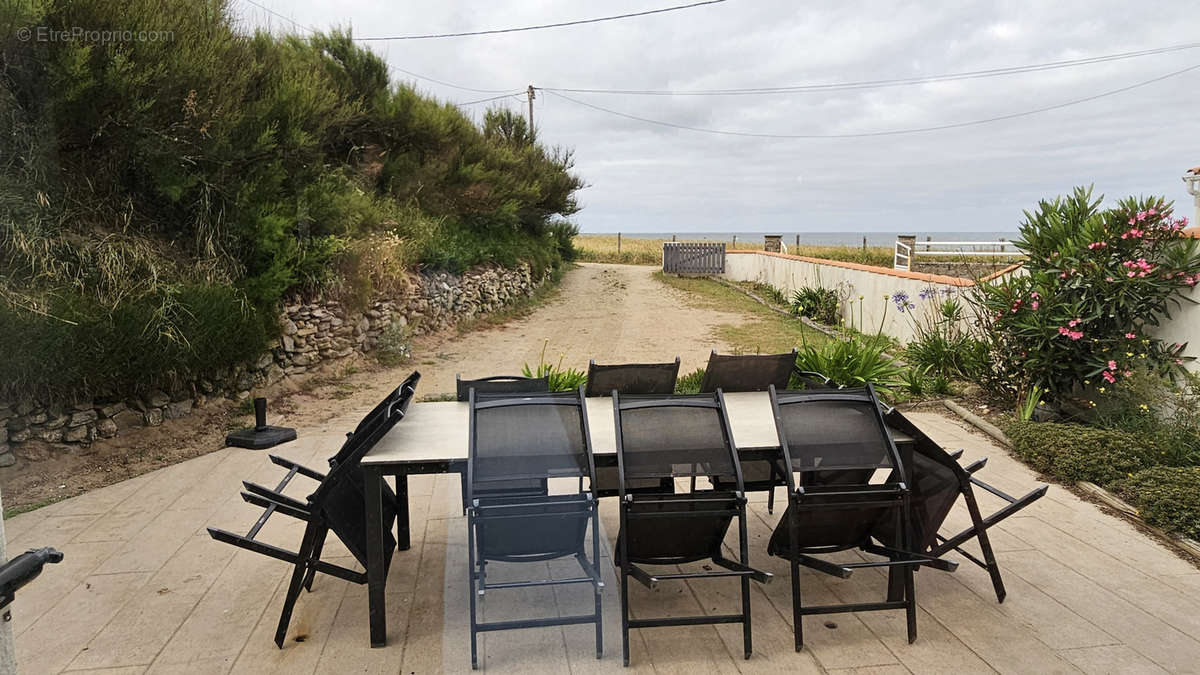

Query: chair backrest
<box><xmin>613</xmin><ymin>391</ymin><xmax>741</xmax><ymax>493</ymax></box>
<box><xmin>456</xmin><ymin>374</ymin><xmax>550</xmax><ymax>401</ymax></box>
<box><xmin>769</xmin><ymin>384</ymin><xmax>903</xmax><ymax>491</ymax></box>
<box><xmin>875</xmin><ymin>408</ymin><xmax>963</xmax><ymax>550</ymax></box>
<box><xmin>467</xmin><ymin>387</ymin><xmax>595</xmax><ymax>502</ymax></box>
<box><xmin>584</xmin><ymin>358</ymin><xmax>680</xmax><ymax>397</ymax></box>
<box><xmin>700</xmin><ymin>349</ymin><xmax>797</xmax><ymax>392</ymax></box>
<box><xmin>313</xmin><ymin>370</ymin><xmax>420</xmax><ymax>571</ymax></box>
<box><xmin>331</xmin><ymin>371</ymin><xmax>421</xmax><ymax>469</ymax></box>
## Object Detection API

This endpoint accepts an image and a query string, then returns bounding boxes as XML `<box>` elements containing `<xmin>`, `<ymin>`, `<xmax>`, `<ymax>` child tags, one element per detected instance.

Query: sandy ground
<box><xmin>1</xmin><ymin>263</ymin><xmax>744</xmax><ymax>512</ymax></box>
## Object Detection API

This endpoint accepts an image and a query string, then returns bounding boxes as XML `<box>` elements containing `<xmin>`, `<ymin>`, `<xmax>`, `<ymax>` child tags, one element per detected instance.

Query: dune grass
<box><xmin>575</xmin><ymin>234</ymin><xmax>893</xmax><ymax>267</ymax></box>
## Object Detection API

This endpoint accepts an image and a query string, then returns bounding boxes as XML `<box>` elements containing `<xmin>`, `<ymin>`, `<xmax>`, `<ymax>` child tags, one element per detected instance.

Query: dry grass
<box><xmin>574</xmin><ymin>234</ymin><xmax>893</xmax><ymax>267</ymax></box>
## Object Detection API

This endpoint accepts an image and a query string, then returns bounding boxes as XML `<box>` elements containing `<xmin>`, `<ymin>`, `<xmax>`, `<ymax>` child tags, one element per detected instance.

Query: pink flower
<box><xmin>1123</xmin><ymin>370</ymin><xmax>1133</xmax><ymax>377</ymax></box>
<box><xmin>1137</xmin><ymin>211</ymin><xmax>1148</xmax><ymax>222</ymax></box>
<box><xmin>1108</xmin><ymin>360</ymin><xmax>1118</xmax><ymax>370</ymax></box>
<box><xmin>1070</xmin><ymin>330</ymin><xmax>1083</xmax><ymax>340</ymax></box>
<box><xmin>1068</xmin><ymin>319</ymin><xmax>1081</xmax><ymax>327</ymax></box>
<box><xmin>1128</xmin><ymin>271</ymin><xmax>1137</xmax><ymax>277</ymax></box>
<box><xmin>1148</xmin><ymin>208</ymin><xmax>1157</xmax><ymax>216</ymax></box>
<box><xmin>1031</xmin><ymin>301</ymin><xmax>1039</xmax><ymax>310</ymax></box>
<box><xmin>1106</xmin><ymin>276</ymin><xmax>1115</xmax><ymax>282</ymax></box>
<box><xmin>1128</xmin><ymin>217</ymin><xmax>1136</xmax><ymax>225</ymax></box>
<box><xmin>1125</xmin><ymin>332</ymin><xmax>1136</xmax><ymax>339</ymax></box>
<box><xmin>1058</xmin><ymin>326</ymin><xmax>1070</xmax><ymax>336</ymax></box>
<box><xmin>1102</xmin><ymin>371</ymin><xmax>1116</xmax><ymax>383</ymax></box>
<box><xmin>1030</xmin><ymin>291</ymin><xmax>1040</xmax><ymax>298</ymax></box>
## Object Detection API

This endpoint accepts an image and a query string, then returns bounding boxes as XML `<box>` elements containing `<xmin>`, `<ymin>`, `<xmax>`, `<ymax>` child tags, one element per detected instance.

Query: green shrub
<box><xmin>521</xmin><ymin>341</ymin><xmax>587</xmax><ymax>391</ymax></box>
<box><xmin>1001</xmin><ymin>420</ymin><xmax>1162</xmax><ymax>485</ymax></box>
<box><xmin>1114</xmin><ymin>467</ymin><xmax>1200</xmax><ymax>540</ymax></box>
<box><xmin>795</xmin><ymin>337</ymin><xmax>905</xmax><ymax>396</ymax></box>
<box><xmin>674</xmin><ymin>368</ymin><xmax>705</xmax><ymax>394</ymax></box>
<box><xmin>790</xmin><ymin>286</ymin><xmax>840</xmax><ymax>326</ymax></box>
<box><xmin>1089</xmin><ymin>372</ymin><xmax>1200</xmax><ymax>466</ymax></box>
<box><xmin>374</xmin><ymin>323</ymin><xmax>412</xmax><ymax>367</ymax></box>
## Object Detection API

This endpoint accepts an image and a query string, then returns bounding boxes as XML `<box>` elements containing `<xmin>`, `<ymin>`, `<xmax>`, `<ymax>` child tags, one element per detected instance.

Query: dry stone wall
<box><xmin>0</xmin><ymin>263</ymin><xmax>540</xmax><ymax>467</ymax></box>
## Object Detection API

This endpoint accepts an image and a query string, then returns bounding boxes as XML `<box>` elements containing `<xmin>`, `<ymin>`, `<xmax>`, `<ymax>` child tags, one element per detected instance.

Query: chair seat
<box><xmin>618</xmin><ymin>493</ymin><xmax>740</xmax><ymax>565</ymax></box>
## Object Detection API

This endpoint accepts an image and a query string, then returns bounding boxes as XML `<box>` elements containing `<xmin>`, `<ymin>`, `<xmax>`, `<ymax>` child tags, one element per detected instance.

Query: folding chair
<box><xmin>457</xmin><ymin>374</ymin><xmax>552</xmax><ymax>512</ymax></box>
<box><xmin>467</xmin><ymin>387</ymin><xmax>604</xmax><ymax>669</ymax></box>
<box><xmin>765</xmin><ymin>384</ymin><xmax>955</xmax><ymax>650</ymax></box>
<box><xmin>584</xmin><ymin>357</ymin><xmax>681</xmax><ymax>498</ymax></box>
<box><xmin>456</xmin><ymin>373</ymin><xmax>549</xmax><ymax>401</ymax></box>
<box><xmin>613</xmin><ymin>391</ymin><xmax>772</xmax><ymax>666</ymax></box>
<box><xmin>699</xmin><ymin>349</ymin><xmax>798</xmax><ymax>393</ymax></box>
<box><xmin>207</xmin><ymin>371</ymin><xmax>420</xmax><ymax>648</ymax></box>
<box><xmin>877</xmin><ymin>408</ymin><xmax>1048</xmax><ymax>603</ymax></box>
<box><xmin>584</xmin><ymin>358</ymin><xmax>680</xmax><ymax>397</ymax></box>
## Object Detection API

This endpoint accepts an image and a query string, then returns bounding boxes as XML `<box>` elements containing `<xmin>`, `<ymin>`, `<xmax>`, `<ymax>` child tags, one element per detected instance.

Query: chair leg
<box><xmin>592</xmin><ymin>505</ymin><xmax>603</xmax><ymax>660</ymax></box>
<box><xmin>274</xmin><ymin>521</ymin><xmax>319</xmax><ymax>648</ymax></box>
<box><xmin>302</xmin><ymin>526</ymin><xmax>328</xmax><ymax>592</ymax></box>
<box><xmin>964</xmin><ymin>487</ymin><xmax>1007</xmax><ymax>603</ymax></box>
<box><xmin>620</xmin><ymin>564</ymin><xmax>631</xmax><ymax>667</ymax></box>
<box><xmin>468</xmin><ymin>512</ymin><xmax>479</xmax><ymax>670</ymax></box>
<box><xmin>904</xmin><ymin>562</ymin><xmax>917</xmax><ymax>644</ymax></box>
<box><xmin>767</xmin><ymin>485</ymin><xmax>775</xmax><ymax>515</ymax></box>
<box><xmin>738</xmin><ymin>504</ymin><xmax>752</xmax><ymax>659</ymax></box>
<box><xmin>789</xmin><ymin>509</ymin><xmax>804</xmax><ymax>651</ymax></box>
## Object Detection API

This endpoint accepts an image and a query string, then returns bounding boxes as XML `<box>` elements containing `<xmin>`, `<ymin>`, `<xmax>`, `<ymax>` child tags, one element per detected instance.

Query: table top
<box><xmin>363</xmin><ymin>391</ymin><xmax>911</xmax><ymax>466</ymax></box>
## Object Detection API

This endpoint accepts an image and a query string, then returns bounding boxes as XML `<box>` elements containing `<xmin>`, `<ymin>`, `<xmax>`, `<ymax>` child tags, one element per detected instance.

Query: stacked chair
<box><xmin>765</xmin><ymin>384</ymin><xmax>955</xmax><ymax>649</ymax></box>
<box><xmin>612</xmin><ymin>390</ymin><xmax>772</xmax><ymax>666</ymax></box>
<box><xmin>465</xmin><ymin>387</ymin><xmax>604</xmax><ymax>669</ymax></box>
<box><xmin>878</xmin><ymin>408</ymin><xmax>1048</xmax><ymax>602</ymax></box>
<box><xmin>208</xmin><ymin>370</ymin><xmax>420</xmax><ymax>648</ymax></box>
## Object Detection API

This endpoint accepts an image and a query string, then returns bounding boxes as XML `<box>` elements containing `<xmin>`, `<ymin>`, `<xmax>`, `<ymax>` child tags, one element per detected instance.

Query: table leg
<box><xmin>395</xmin><ymin>473</ymin><xmax>411</xmax><ymax>551</ymax></box>
<box><xmin>365</xmin><ymin>465</ymin><xmax>387</xmax><ymax>647</ymax></box>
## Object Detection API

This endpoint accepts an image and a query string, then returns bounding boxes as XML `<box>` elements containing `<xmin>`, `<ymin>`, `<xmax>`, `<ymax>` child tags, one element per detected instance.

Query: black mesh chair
<box><xmin>584</xmin><ymin>358</ymin><xmax>680</xmax><ymax>397</ymax></box>
<box><xmin>876</xmin><ymin>409</ymin><xmax>1047</xmax><ymax>603</ymax></box>
<box><xmin>699</xmin><ymin>349</ymin><xmax>798</xmax><ymax>392</ymax></box>
<box><xmin>765</xmin><ymin>384</ymin><xmax>955</xmax><ymax>650</ymax></box>
<box><xmin>456</xmin><ymin>373</ymin><xmax>549</xmax><ymax>401</ymax></box>
<box><xmin>585</xmin><ymin>357</ymin><xmax>681</xmax><ymax>498</ymax></box>
<box><xmin>466</xmin><ymin>387</ymin><xmax>603</xmax><ymax>669</ymax></box>
<box><xmin>208</xmin><ymin>371</ymin><xmax>420</xmax><ymax>648</ymax></box>
<box><xmin>456</xmin><ymin>374</ymin><xmax>552</xmax><ymax>512</ymax></box>
<box><xmin>613</xmin><ymin>391</ymin><xmax>772</xmax><ymax>666</ymax></box>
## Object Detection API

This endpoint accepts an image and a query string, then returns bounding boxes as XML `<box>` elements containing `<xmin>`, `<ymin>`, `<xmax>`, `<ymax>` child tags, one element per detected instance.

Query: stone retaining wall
<box><xmin>0</xmin><ymin>263</ymin><xmax>541</xmax><ymax>466</ymax></box>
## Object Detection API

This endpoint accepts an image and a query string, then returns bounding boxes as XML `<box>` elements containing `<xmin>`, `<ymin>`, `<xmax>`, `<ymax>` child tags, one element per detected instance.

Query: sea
<box><xmin>583</xmin><ymin>231</ymin><xmax>1019</xmax><ymax>247</ymax></box>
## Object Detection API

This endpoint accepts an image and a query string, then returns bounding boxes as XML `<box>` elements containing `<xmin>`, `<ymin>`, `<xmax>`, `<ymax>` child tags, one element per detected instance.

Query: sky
<box><xmin>236</xmin><ymin>1</ymin><xmax>1200</xmax><ymax>234</ymax></box>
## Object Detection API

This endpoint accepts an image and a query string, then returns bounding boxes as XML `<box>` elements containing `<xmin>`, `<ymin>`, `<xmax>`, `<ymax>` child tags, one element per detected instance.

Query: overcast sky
<box><xmin>238</xmin><ymin>1</ymin><xmax>1200</xmax><ymax>234</ymax></box>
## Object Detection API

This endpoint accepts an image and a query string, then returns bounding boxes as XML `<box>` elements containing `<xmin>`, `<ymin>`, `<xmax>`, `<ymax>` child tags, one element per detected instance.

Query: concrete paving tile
<box><xmin>11</xmin><ymin>540</ymin><xmax>122</xmax><ymax>637</ymax></box>
<box><xmin>44</xmin><ymin>473</ymin><xmax>158</xmax><ymax>518</ymax></box>
<box><xmin>66</xmin><ymin>580</ymin><xmax>206</xmax><ymax>671</ymax></box>
<box><xmin>93</xmin><ymin>508</ymin><xmax>211</xmax><ymax>575</ymax></box>
<box><xmin>14</xmin><ymin>571</ymin><xmax>153</xmax><ymax>675</ymax></box>
<box><xmin>1057</xmin><ymin>644</ymin><xmax>1171</xmax><ymax>674</ymax></box>
<box><xmin>62</xmin><ymin>667</ymin><xmax>148</xmax><ymax>674</ymax></box>
<box><xmin>311</xmin><ymin>581</ymin><xmax>408</xmax><ymax>674</ymax></box>
<box><xmin>13</xmin><ymin>513</ymin><xmax>104</xmax><ymax>550</ymax></box>
<box><xmin>72</xmin><ymin>508</ymin><xmax>160</xmax><ymax>544</ymax></box>
<box><xmin>1001</xmin><ymin>550</ymin><xmax>1200</xmax><ymax>673</ymax></box>
<box><xmin>117</xmin><ymin>452</ymin><xmax>228</xmax><ymax>515</ymax></box>
<box><xmin>827</xmin><ymin>666</ymin><xmax>913</xmax><ymax>675</ymax></box>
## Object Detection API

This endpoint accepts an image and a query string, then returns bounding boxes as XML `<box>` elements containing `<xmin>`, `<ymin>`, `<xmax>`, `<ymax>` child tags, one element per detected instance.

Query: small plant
<box><xmin>1001</xmin><ymin>420</ymin><xmax>1162</xmax><ymax>486</ymax></box>
<box><xmin>674</xmin><ymin>367</ymin><xmax>705</xmax><ymax>394</ymax></box>
<box><xmin>375</xmin><ymin>323</ymin><xmax>412</xmax><ymax>366</ymax></box>
<box><xmin>1089</xmin><ymin>372</ymin><xmax>1200</xmax><ymax>466</ymax></box>
<box><xmin>790</xmin><ymin>286</ymin><xmax>840</xmax><ymax>326</ymax></box>
<box><xmin>1018</xmin><ymin>386</ymin><xmax>1045</xmax><ymax>421</ymax></box>
<box><xmin>795</xmin><ymin>337</ymin><xmax>905</xmax><ymax>396</ymax></box>
<box><xmin>522</xmin><ymin>340</ymin><xmax>587</xmax><ymax>391</ymax></box>
<box><xmin>900</xmin><ymin>287</ymin><xmax>987</xmax><ymax>380</ymax></box>
<box><xmin>902</xmin><ymin>366</ymin><xmax>928</xmax><ymax>396</ymax></box>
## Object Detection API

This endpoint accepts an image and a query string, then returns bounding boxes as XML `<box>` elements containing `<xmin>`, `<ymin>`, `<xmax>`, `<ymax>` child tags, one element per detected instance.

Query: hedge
<box><xmin>1001</xmin><ymin>420</ymin><xmax>1163</xmax><ymax>486</ymax></box>
<box><xmin>1114</xmin><ymin>467</ymin><xmax>1200</xmax><ymax>540</ymax></box>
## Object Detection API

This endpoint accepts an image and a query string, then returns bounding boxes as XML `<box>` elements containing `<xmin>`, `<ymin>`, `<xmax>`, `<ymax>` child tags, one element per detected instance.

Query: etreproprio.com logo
<box><xmin>16</xmin><ymin>26</ymin><xmax>174</xmax><ymax>44</ymax></box>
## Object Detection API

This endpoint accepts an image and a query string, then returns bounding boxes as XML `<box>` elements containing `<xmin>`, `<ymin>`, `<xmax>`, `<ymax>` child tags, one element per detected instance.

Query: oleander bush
<box><xmin>1113</xmin><ymin>467</ymin><xmax>1200</xmax><ymax>540</ymax></box>
<box><xmin>971</xmin><ymin>187</ymin><xmax>1200</xmax><ymax>402</ymax></box>
<box><xmin>1001</xmin><ymin>420</ymin><xmax>1163</xmax><ymax>485</ymax></box>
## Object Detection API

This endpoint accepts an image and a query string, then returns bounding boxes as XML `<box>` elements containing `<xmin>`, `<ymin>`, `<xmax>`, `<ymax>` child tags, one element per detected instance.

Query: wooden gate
<box><xmin>662</xmin><ymin>242</ymin><xmax>725</xmax><ymax>275</ymax></box>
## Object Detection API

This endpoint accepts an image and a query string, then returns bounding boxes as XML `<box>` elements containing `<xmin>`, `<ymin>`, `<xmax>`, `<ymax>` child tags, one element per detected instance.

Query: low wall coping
<box><xmin>726</xmin><ymin>249</ymin><xmax>980</xmax><ymax>286</ymax></box>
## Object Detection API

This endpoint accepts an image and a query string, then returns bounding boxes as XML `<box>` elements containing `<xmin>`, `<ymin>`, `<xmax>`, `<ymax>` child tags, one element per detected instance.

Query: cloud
<box><xmin>239</xmin><ymin>0</ymin><xmax>1200</xmax><ymax>234</ymax></box>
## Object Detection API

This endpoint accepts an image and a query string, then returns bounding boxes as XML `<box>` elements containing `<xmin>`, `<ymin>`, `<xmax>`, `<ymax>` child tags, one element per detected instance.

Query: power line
<box><xmin>354</xmin><ymin>1</ymin><xmax>727</xmax><ymax>41</ymax></box>
<box><xmin>542</xmin><ymin>42</ymin><xmax>1200</xmax><ymax>96</ymax></box>
<box><xmin>543</xmin><ymin>63</ymin><xmax>1200</xmax><ymax>139</ymax></box>
<box><xmin>453</xmin><ymin>92</ymin><xmax>526</xmax><ymax>107</ymax></box>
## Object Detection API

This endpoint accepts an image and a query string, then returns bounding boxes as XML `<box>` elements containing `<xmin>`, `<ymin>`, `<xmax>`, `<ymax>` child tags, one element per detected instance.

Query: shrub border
<box><xmin>941</xmin><ymin>398</ymin><xmax>1200</xmax><ymax>560</ymax></box>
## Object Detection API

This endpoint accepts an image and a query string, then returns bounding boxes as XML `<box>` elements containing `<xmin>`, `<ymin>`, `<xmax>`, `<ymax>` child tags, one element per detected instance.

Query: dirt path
<box><xmin>1</xmin><ymin>263</ymin><xmax>749</xmax><ymax>511</ymax></box>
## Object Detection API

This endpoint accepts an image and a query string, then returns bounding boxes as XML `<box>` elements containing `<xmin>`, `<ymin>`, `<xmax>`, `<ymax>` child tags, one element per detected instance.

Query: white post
<box><xmin>0</xmin><ymin>488</ymin><xmax>15</xmax><ymax>673</ymax></box>
<box><xmin>1185</xmin><ymin>170</ymin><xmax>1200</xmax><ymax>228</ymax></box>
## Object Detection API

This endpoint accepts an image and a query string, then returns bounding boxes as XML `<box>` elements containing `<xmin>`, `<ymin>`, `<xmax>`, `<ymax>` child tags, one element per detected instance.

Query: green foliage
<box><xmin>971</xmin><ymin>187</ymin><xmax>1200</xmax><ymax>400</ymax></box>
<box><xmin>0</xmin><ymin>283</ymin><xmax>272</xmax><ymax>402</ymax></box>
<box><xmin>374</xmin><ymin>323</ymin><xmax>412</xmax><ymax>367</ymax></box>
<box><xmin>0</xmin><ymin>0</ymin><xmax>583</xmax><ymax>400</ymax></box>
<box><xmin>674</xmin><ymin>368</ymin><xmax>705</xmax><ymax>394</ymax></box>
<box><xmin>790</xmin><ymin>286</ymin><xmax>840</xmax><ymax>326</ymax></box>
<box><xmin>521</xmin><ymin>341</ymin><xmax>587</xmax><ymax>392</ymax></box>
<box><xmin>794</xmin><ymin>336</ymin><xmax>905</xmax><ymax>397</ymax></box>
<box><xmin>1114</xmin><ymin>467</ymin><xmax>1200</xmax><ymax>540</ymax></box>
<box><xmin>1088</xmin><ymin>372</ymin><xmax>1200</xmax><ymax>466</ymax></box>
<box><xmin>1001</xmin><ymin>420</ymin><xmax>1162</xmax><ymax>485</ymax></box>
<box><xmin>899</xmin><ymin>288</ymin><xmax>988</xmax><ymax>380</ymax></box>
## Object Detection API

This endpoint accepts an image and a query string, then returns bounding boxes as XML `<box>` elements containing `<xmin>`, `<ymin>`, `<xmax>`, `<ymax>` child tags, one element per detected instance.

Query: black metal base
<box><xmin>226</xmin><ymin>425</ymin><xmax>297</xmax><ymax>450</ymax></box>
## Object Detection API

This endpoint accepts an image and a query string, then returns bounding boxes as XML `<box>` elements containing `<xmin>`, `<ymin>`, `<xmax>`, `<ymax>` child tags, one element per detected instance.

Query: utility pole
<box><xmin>526</xmin><ymin>85</ymin><xmax>536</xmax><ymax>131</ymax></box>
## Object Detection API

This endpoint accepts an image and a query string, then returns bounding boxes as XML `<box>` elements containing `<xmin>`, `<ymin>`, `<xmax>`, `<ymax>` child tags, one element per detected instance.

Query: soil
<box><xmin>1</xmin><ymin>263</ymin><xmax>747</xmax><ymax>512</ymax></box>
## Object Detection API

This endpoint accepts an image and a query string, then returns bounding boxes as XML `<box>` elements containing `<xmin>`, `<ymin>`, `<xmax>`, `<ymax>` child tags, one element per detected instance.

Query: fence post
<box><xmin>732</xmin><ymin>235</ymin><xmax>737</xmax><ymax>248</ymax></box>
<box><xmin>795</xmin><ymin>234</ymin><xmax>800</xmax><ymax>248</ymax></box>
<box><xmin>0</xmin><ymin>488</ymin><xmax>15</xmax><ymax>673</ymax></box>
<box><xmin>617</xmin><ymin>232</ymin><xmax>621</xmax><ymax>254</ymax></box>
<box><xmin>862</xmin><ymin>236</ymin><xmax>867</xmax><ymax>251</ymax></box>
<box><xmin>671</xmin><ymin>234</ymin><xmax>676</xmax><ymax>242</ymax></box>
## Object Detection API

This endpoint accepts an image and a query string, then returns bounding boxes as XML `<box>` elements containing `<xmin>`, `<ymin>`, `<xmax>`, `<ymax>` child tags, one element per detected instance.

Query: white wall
<box><xmin>1150</xmin><ymin>284</ymin><xmax>1200</xmax><ymax>373</ymax></box>
<box><xmin>721</xmin><ymin>251</ymin><xmax>973</xmax><ymax>343</ymax></box>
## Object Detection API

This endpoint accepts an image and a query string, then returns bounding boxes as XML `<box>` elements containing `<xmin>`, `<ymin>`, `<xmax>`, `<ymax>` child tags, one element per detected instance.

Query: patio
<box><xmin>8</xmin><ymin>408</ymin><xmax>1200</xmax><ymax>674</ymax></box>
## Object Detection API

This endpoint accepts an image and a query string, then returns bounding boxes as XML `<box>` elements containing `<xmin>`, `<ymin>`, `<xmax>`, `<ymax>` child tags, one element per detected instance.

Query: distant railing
<box><xmin>894</xmin><ymin>239</ymin><xmax>1021</xmax><ymax>271</ymax></box>
<box><xmin>663</xmin><ymin>242</ymin><xmax>725</xmax><ymax>275</ymax></box>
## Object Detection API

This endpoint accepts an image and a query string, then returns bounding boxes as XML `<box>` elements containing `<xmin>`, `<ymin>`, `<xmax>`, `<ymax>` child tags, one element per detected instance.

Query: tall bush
<box><xmin>973</xmin><ymin>187</ymin><xmax>1200</xmax><ymax>400</ymax></box>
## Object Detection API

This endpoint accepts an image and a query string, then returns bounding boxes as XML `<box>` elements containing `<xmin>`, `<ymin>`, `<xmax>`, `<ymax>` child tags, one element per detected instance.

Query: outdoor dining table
<box><xmin>360</xmin><ymin>390</ymin><xmax>914</xmax><ymax>647</ymax></box>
